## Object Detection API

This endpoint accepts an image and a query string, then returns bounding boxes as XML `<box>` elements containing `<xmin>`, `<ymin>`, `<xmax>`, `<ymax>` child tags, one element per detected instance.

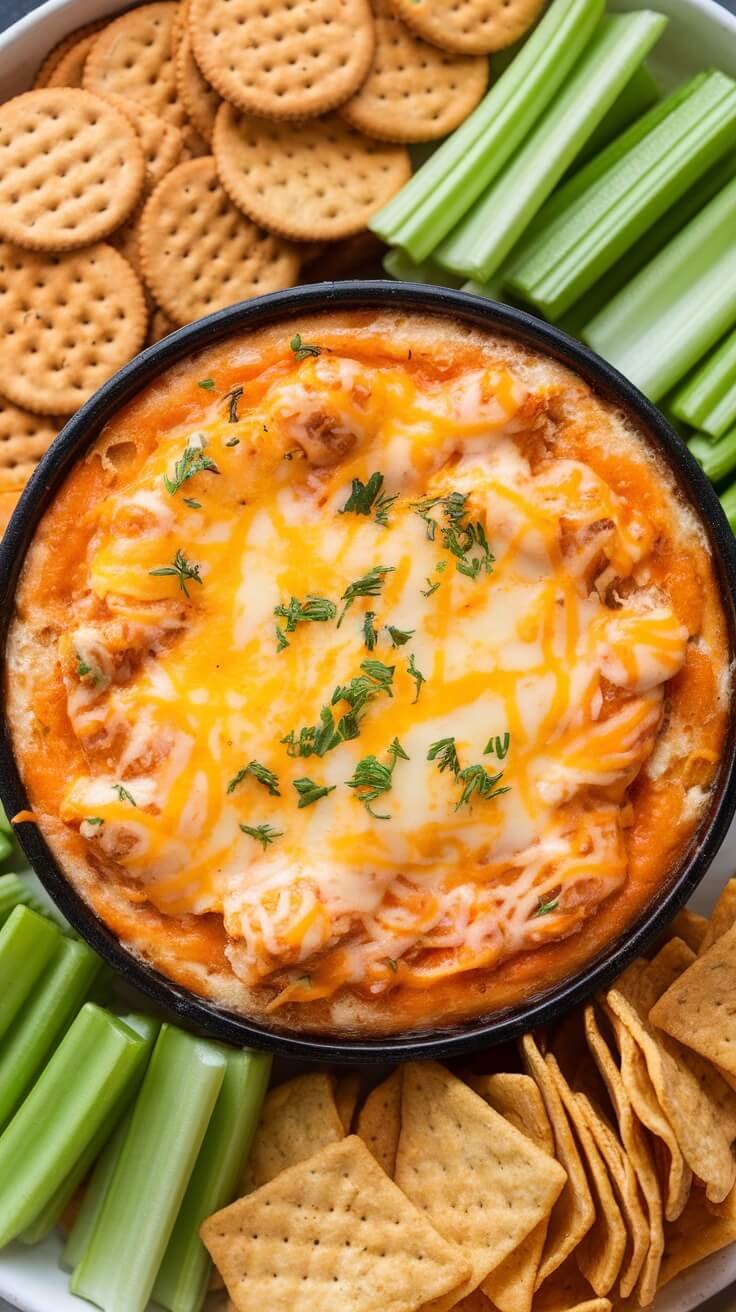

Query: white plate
<box><xmin>2</xmin><ymin>0</ymin><xmax>736</xmax><ymax>1306</ymax></box>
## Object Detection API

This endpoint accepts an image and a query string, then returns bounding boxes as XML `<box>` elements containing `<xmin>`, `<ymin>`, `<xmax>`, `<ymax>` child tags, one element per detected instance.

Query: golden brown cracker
<box><xmin>700</xmin><ymin>878</ymin><xmax>736</xmax><ymax>953</ymax></box>
<box><xmin>532</xmin><ymin>1255</ymin><xmax>604</xmax><ymax>1312</ymax></box>
<box><xmin>334</xmin><ymin>1073</ymin><xmax>360</xmax><ymax>1133</ymax></box>
<box><xmin>103</xmin><ymin>98</ymin><xmax>183</xmax><ymax>193</ymax></box>
<box><xmin>356</xmin><ymin>1068</ymin><xmax>402</xmax><ymax>1177</ymax></box>
<box><xmin>139</xmin><ymin>156</ymin><xmax>299</xmax><ymax>326</ymax></box>
<box><xmin>45</xmin><ymin>32</ymin><xmax>99</xmax><ymax>88</ymax></box>
<box><xmin>0</xmin><ymin>90</ymin><xmax>145</xmax><ymax>252</ymax></box>
<box><xmin>340</xmin><ymin>0</ymin><xmax>487</xmax><ymax>141</ymax></box>
<box><xmin>180</xmin><ymin>123</ymin><xmax>211</xmax><ymax>159</ymax></box>
<box><xmin>386</xmin><ymin>0</ymin><xmax>544</xmax><ymax>53</ymax></box>
<box><xmin>665</xmin><ymin>907</ymin><xmax>708</xmax><ymax>954</ymax></box>
<box><xmin>651</xmin><ymin>919</ymin><xmax>736</xmax><ymax>1078</ymax></box>
<box><xmin>202</xmin><ymin>1135</ymin><xmax>471</xmax><ymax>1312</ymax></box>
<box><xmin>190</xmin><ymin>0</ymin><xmax>375</xmax><ymax>121</ymax></box>
<box><xmin>32</xmin><ymin>21</ymin><xmax>107</xmax><ymax>88</ymax></box>
<box><xmin>213</xmin><ymin>104</ymin><xmax>410</xmax><ymax>242</ymax></box>
<box><xmin>147</xmin><ymin>307</ymin><xmax>177</xmax><ymax>345</ymax></box>
<box><xmin>176</xmin><ymin>29</ymin><xmax>220</xmax><ymax>145</ymax></box>
<box><xmin>0</xmin><ymin>241</ymin><xmax>147</xmax><ymax>416</ymax></box>
<box><xmin>0</xmin><ymin>400</ymin><xmax>62</xmax><ymax>484</ymax></box>
<box><xmin>240</xmin><ymin>1073</ymin><xmax>344</xmax><ymax>1194</ymax></box>
<box><xmin>521</xmin><ymin>1036</ymin><xmax>595</xmax><ymax>1288</ymax></box>
<box><xmin>396</xmin><ymin>1062</ymin><xmax>566</xmax><ymax>1311</ymax></box>
<box><xmin>84</xmin><ymin>3</ymin><xmax>186</xmax><ymax>127</ymax></box>
<box><xmin>658</xmin><ymin>1178</ymin><xmax>736</xmax><ymax>1288</ymax></box>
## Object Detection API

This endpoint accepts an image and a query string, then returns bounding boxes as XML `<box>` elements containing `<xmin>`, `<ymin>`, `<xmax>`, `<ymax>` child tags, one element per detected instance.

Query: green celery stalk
<box><xmin>369</xmin><ymin>0</ymin><xmax>604</xmax><ymax>260</ymax></box>
<box><xmin>583</xmin><ymin>173</ymin><xmax>736</xmax><ymax>400</ymax></box>
<box><xmin>509</xmin><ymin>70</ymin><xmax>736</xmax><ymax>317</ymax></box>
<box><xmin>383</xmin><ymin>248</ymin><xmax>462</xmax><ymax>287</ymax></box>
<box><xmin>558</xmin><ymin>149</ymin><xmax>736</xmax><ymax>334</ymax></box>
<box><xmin>435</xmin><ymin>12</ymin><xmax>668</xmax><ymax>281</ymax></box>
<box><xmin>0</xmin><ymin>906</ymin><xmax>60</xmax><ymax>1040</ymax></box>
<box><xmin>671</xmin><ymin>326</ymin><xmax>736</xmax><ymax>437</ymax></box>
<box><xmin>153</xmin><ymin>1048</ymin><xmax>272</xmax><ymax>1312</ymax></box>
<box><xmin>720</xmin><ymin>481</ymin><xmax>736</xmax><ymax>530</ymax></box>
<box><xmin>18</xmin><ymin>1013</ymin><xmax>160</xmax><ymax>1246</ymax></box>
<box><xmin>0</xmin><ymin>804</ymin><xmax>10</xmax><ymax>835</ymax></box>
<box><xmin>0</xmin><ymin>936</ymin><xmax>100</xmax><ymax>1131</ymax></box>
<box><xmin>61</xmin><ymin>1112</ymin><xmax>132</xmax><ymax>1271</ymax></box>
<box><xmin>71</xmin><ymin>1024</ymin><xmax>226</xmax><ymax>1312</ymax></box>
<box><xmin>0</xmin><ymin>1003</ymin><xmax>147</xmax><ymax>1246</ymax></box>
<box><xmin>689</xmin><ymin>427</ymin><xmax>736</xmax><ymax>482</ymax></box>
<box><xmin>0</xmin><ymin>874</ymin><xmax>47</xmax><ymax>926</ymax></box>
<box><xmin>0</xmin><ymin>834</ymin><xmax>11</xmax><ymax>864</ymax></box>
<box><xmin>463</xmin><ymin>277</ymin><xmax>510</xmax><ymax>303</ymax></box>
<box><xmin>573</xmin><ymin>62</ymin><xmax>660</xmax><ymax>169</ymax></box>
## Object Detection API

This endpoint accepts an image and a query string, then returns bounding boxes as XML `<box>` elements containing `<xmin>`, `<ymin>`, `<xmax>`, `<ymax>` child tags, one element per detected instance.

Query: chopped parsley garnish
<box><xmin>75</xmin><ymin>654</ymin><xmax>102</xmax><ymax>684</ymax></box>
<box><xmin>337</xmin><ymin>565</ymin><xmax>395</xmax><ymax>627</ymax></box>
<box><xmin>149</xmin><ymin>549</ymin><xmax>203</xmax><ymax>599</ymax></box>
<box><xmin>427</xmin><ymin>737</ymin><xmax>460</xmax><ymax>778</ymax></box>
<box><xmin>197</xmin><ymin>378</ymin><xmax>215</xmax><ymax>390</ymax></box>
<box><xmin>485</xmin><ymin>732</ymin><xmax>511</xmax><ymax>760</ymax></box>
<box><xmin>76</xmin><ymin>657</ymin><xmax>92</xmax><ymax>677</ymax></box>
<box><xmin>345</xmin><ymin>738</ymin><xmax>408</xmax><ymax>820</ymax></box>
<box><xmin>163</xmin><ymin>438</ymin><xmax>219</xmax><ymax>496</ymax></box>
<box><xmin>386</xmin><ymin>956</ymin><xmax>398</xmax><ymax>972</ymax></box>
<box><xmin>411</xmin><ymin>492</ymin><xmax>494</xmax><ymax>581</ymax></box>
<box><xmin>455</xmin><ymin>763</ymin><xmax>509</xmax><ymax>810</ymax></box>
<box><xmin>421</xmin><ymin>577</ymin><xmax>441</xmax><ymax>598</ymax></box>
<box><xmin>228</xmin><ymin>761</ymin><xmax>280</xmax><ymax>796</ymax></box>
<box><xmin>407</xmin><ymin>652</ymin><xmax>426</xmax><ymax>703</ymax></box>
<box><xmin>113</xmin><ymin>784</ymin><xmax>137</xmax><ymax>807</ymax></box>
<box><xmin>225</xmin><ymin>436</ymin><xmax>240</xmax><ymax>448</ymax></box>
<box><xmin>282</xmin><ymin>660</ymin><xmax>394</xmax><ymax>758</ymax></box>
<box><xmin>183</xmin><ymin>497</ymin><xmax>202</xmax><ymax>510</ymax></box>
<box><xmin>293</xmin><ymin>777</ymin><xmax>336</xmax><ymax>808</ymax></box>
<box><xmin>386</xmin><ymin>625</ymin><xmax>414</xmax><ymax>648</ymax></box>
<box><xmin>362</xmin><ymin>611</ymin><xmax>379</xmax><ymax>651</ymax></box>
<box><xmin>84</xmin><ymin>817</ymin><xmax>103</xmax><ymax>826</ymax></box>
<box><xmin>534</xmin><ymin>895</ymin><xmax>559</xmax><ymax>918</ymax></box>
<box><xmin>274</xmin><ymin>594</ymin><xmax>337</xmax><ymax>649</ymax></box>
<box><xmin>223</xmin><ymin>386</ymin><xmax>244</xmax><ymax>423</ymax></box>
<box><xmin>290</xmin><ymin>333</ymin><xmax>321</xmax><ymax>362</ymax></box>
<box><xmin>239</xmin><ymin>823</ymin><xmax>283</xmax><ymax>850</ymax></box>
<box><xmin>340</xmin><ymin>472</ymin><xmax>397</xmax><ymax>527</ymax></box>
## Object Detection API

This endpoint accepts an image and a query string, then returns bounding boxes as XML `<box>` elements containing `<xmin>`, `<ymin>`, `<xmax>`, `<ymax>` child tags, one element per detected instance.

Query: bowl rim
<box><xmin>2</xmin><ymin>278</ymin><xmax>736</xmax><ymax>1065</ymax></box>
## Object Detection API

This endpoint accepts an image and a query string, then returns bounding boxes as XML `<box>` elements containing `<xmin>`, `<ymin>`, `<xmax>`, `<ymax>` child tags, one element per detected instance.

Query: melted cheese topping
<box><xmin>57</xmin><ymin>350</ymin><xmax>688</xmax><ymax>1006</ymax></box>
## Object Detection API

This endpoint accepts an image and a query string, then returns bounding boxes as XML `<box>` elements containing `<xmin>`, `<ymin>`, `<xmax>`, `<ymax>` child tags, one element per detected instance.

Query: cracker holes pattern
<box><xmin>388</xmin><ymin>0</ymin><xmax>546</xmax><ymax>54</ymax></box>
<box><xmin>0</xmin><ymin>402</ymin><xmax>60</xmax><ymax>479</ymax></box>
<box><xmin>84</xmin><ymin>3</ymin><xmax>186</xmax><ymax>127</ymax></box>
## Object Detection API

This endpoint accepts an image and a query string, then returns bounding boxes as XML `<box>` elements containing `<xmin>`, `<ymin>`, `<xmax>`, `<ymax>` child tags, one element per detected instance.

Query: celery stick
<box><xmin>71</xmin><ymin>1024</ymin><xmax>226</xmax><ymax>1312</ymax></box>
<box><xmin>0</xmin><ymin>1004</ymin><xmax>147</xmax><ymax>1246</ymax></box>
<box><xmin>720</xmin><ymin>481</ymin><xmax>736</xmax><ymax>531</ymax></box>
<box><xmin>558</xmin><ymin>149</ymin><xmax>736</xmax><ymax>334</ymax></box>
<box><xmin>0</xmin><ymin>906</ymin><xmax>60</xmax><ymax>1040</ymax></box>
<box><xmin>0</xmin><ymin>874</ymin><xmax>47</xmax><ymax>926</ymax></box>
<box><xmin>463</xmin><ymin>277</ymin><xmax>509</xmax><ymax>303</ymax></box>
<box><xmin>0</xmin><ymin>835</ymin><xmax>11</xmax><ymax>864</ymax></box>
<box><xmin>0</xmin><ymin>936</ymin><xmax>100</xmax><ymax>1131</ymax></box>
<box><xmin>18</xmin><ymin>1013</ymin><xmax>160</xmax><ymax>1246</ymax></box>
<box><xmin>153</xmin><ymin>1048</ymin><xmax>272</xmax><ymax>1312</ymax></box>
<box><xmin>509</xmin><ymin>71</ymin><xmax>736</xmax><ymax>317</ymax></box>
<box><xmin>0</xmin><ymin>804</ymin><xmax>10</xmax><ymax>835</ymax></box>
<box><xmin>583</xmin><ymin>174</ymin><xmax>736</xmax><ymax>400</ymax></box>
<box><xmin>672</xmin><ymin>327</ymin><xmax>736</xmax><ymax>437</ymax></box>
<box><xmin>573</xmin><ymin>62</ymin><xmax>660</xmax><ymax>169</ymax></box>
<box><xmin>383</xmin><ymin>249</ymin><xmax>462</xmax><ymax>287</ymax></box>
<box><xmin>61</xmin><ymin>1112</ymin><xmax>132</xmax><ymax>1271</ymax></box>
<box><xmin>435</xmin><ymin>13</ymin><xmax>667</xmax><ymax>281</ymax></box>
<box><xmin>689</xmin><ymin>427</ymin><xmax>736</xmax><ymax>482</ymax></box>
<box><xmin>369</xmin><ymin>0</ymin><xmax>604</xmax><ymax>260</ymax></box>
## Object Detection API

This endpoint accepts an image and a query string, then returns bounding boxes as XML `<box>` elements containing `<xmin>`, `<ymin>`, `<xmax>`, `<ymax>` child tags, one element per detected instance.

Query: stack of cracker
<box><xmin>0</xmin><ymin>0</ymin><xmax>545</xmax><ymax>530</ymax></box>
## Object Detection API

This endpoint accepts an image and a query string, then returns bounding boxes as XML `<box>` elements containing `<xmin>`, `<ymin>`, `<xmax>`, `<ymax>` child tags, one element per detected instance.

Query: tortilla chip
<box><xmin>335</xmin><ymin>1073</ymin><xmax>361</xmax><ymax>1132</ymax></box>
<box><xmin>571</xmin><ymin>1089</ymin><xmax>648</xmax><ymax>1299</ymax></box>
<box><xmin>666</xmin><ymin>908</ymin><xmax>708</xmax><ymax>954</ymax></box>
<box><xmin>396</xmin><ymin>1062</ymin><xmax>566</xmax><ymax>1312</ymax></box>
<box><xmin>356</xmin><ymin>1068</ymin><xmax>402</xmax><ymax>1178</ymax></box>
<box><xmin>474</xmin><ymin>1073</ymin><xmax>555</xmax><ymax>1312</ymax></box>
<box><xmin>699</xmin><ymin>877</ymin><xmax>736</xmax><ymax>954</ymax></box>
<box><xmin>651</xmin><ymin>919</ymin><xmax>736</xmax><ymax>1085</ymax></box>
<box><xmin>202</xmin><ymin>1135</ymin><xmax>470</xmax><ymax>1312</ymax></box>
<box><xmin>544</xmin><ymin>1055</ymin><xmax>626</xmax><ymax>1297</ymax></box>
<box><xmin>609</xmin><ymin>948</ymin><xmax>736</xmax><ymax>1204</ymax></box>
<box><xmin>658</xmin><ymin>1177</ymin><xmax>736</xmax><ymax>1287</ymax></box>
<box><xmin>239</xmin><ymin>1073</ymin><xmax>344</xmax><ymax>1193</ymax></box>
<box><xmin>521</xmin><ymin>1036</ymin><xmax>595</xmax><ymax>1287</ymax></box>
<box><xmin>583</xmin><ymin>1006</ymin><xmax>663</xmax><ymax>1306</ymax></box>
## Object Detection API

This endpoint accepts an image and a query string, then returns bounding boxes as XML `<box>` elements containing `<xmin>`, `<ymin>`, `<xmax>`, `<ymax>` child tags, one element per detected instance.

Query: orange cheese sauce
<box><xmin>6</xmin><ymin>312</ymin><xmax>730</xmax><ymax>1035</ymax></box>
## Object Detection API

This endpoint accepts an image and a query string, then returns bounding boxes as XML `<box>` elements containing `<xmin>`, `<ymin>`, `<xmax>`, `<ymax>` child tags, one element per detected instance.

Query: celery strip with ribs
<box><xmin>369</xmin><ymin>0</ymin><xmax>604</xmax><ymax>260</ymax></box>
<box><xmin>153</xmin><ymin>1048</ymin><xmax>272</xmax><ymax>1312</ymax></box>
<box><xmin>574</xmin><ymin>62</ymin><xmax>660</xmax><ymax>168</ymax></box>
<box><xmin>508</xmin><ymin>71</ymin><xmax>736</xmax><ymax>318</ymax></box>
<box><xmin>383</xmin><ymin>249</ymin><xmax>462</xmax><ymax>288</ymax></box>
<box><xmin>0</xmin><ymin>1004</ymin><xmax>147</xmax><ymax>1246</ymax></box>
<box><xmin>0</xmin><ymin>936</ymin><xmax>100</xmax><ymax>1131</ymax></box>
<box><xmin>19</xmin><ymin>1013</ymin><xmax>160</xmax><ymax>1245</ymax></box>
<box><xmin>435</xmin><ymin>12</ymin><xmax>667</xmax><ymax>281</ymax></box>
<box><xmin>71</xmin><ymin>1024</ymin><xmax>226</xmax><ymax>1312</ymax></box>
<box><xmin>583</xmin><ymin>173</ymin><xmax>736</xmax><ymax>400</ymax></box>
<box><xmin>61</xmin><ymin>1113</ymin><xmax>132</xmax><ymax>1271</ymax></box>
<box><xmin>0</xmin><ymin>873</ymin><xmax>47</xmax><ymax>927</ymax></box>
<box><xmin>672</xmin><ymin>327</ymin><xmax>736</xmax><ymax>437</ymax></box>
<box><xmin>0</xmin><ymin>906</ymin><xmax>60</xmax><ymax>1040</ymax></box>
<box><xmin>689</xmin><ymin>427</ymin><xmax>736</xmax><ymax>482</ymax></box>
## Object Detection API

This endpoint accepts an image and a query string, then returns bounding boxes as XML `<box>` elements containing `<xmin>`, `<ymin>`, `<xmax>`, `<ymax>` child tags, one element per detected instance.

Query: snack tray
<box><xmin>1</xmin><ymin>0</ymin><xmax>736</xmax><ymax>1305</ymax></box>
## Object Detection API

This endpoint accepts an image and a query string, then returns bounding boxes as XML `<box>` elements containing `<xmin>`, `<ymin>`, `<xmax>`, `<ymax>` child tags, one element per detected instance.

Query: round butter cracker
<box><xmin>0</xmin><ymin>90</ymin><xmax>145</xmax><ymax>252</ymax></box>
<box><xmin>0</xmin><ymin>399</ymin><xmax>64</xmax><ymax>484</ymax></box>
<box><xmin>190</xmin><ymin>0</ymin><xmax>375</xmax><ymax>120</ymax></box>
<box><xmin>0</xmin><ymin>241</ymin><xmax>147</xmax><ymax>415</ymax></box>
<box><xmin>103</xmin><ymin>97</ymin><xmax>184</xmax><ymax>192</ymax></box>
<box><xmin>213</xmin><ymin>103</ymin><xmax>410</xmax><ymax>241</ymax></box>
<box><xmin>386</xmin><ymin>0</ymin><xmax>544</xmax><ymax>53</ymax></box>
<box><xmin>33</xmin><ymin>20</ymin><xmax>107</xmax><ymax>89</ymax></box>
<box><xmin>84</xmin><ymin>3</ymin><xmax>186</xmax><ymax>127</ymax></box>
<box><xmin>138</xmin><ymin>156</ymin><xmax>300</xmax><ymax>326</ymax></box>
<box><xmin>176</xmin><ymin>30</ymin><xmax>220</xmax><ymax>144</ymax></box>
<box><xmin>45</xmin><ymin>32</ymin><xmax>100</xmax><ymax>88</ymax></box>
<box><xmin>340</xmin><ymin>0</ymin><xmax>488</xmax><ymax>141</ymax></box>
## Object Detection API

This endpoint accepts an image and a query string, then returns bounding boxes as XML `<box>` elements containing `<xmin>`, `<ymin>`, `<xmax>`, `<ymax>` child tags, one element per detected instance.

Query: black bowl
<box><xmin>2</xmin><ymin>280</ymin><xmax>736</xmax><ymax>1065</ymax></box>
